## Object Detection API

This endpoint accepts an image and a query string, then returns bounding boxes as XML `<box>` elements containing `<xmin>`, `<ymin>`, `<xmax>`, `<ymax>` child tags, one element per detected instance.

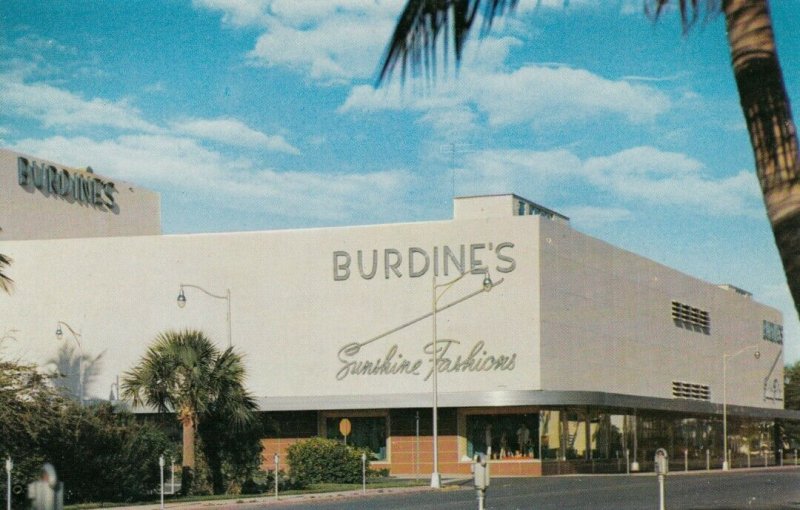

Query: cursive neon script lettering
<box><xmin>337</xmin><ymin>343</ymin><xmax>422</xmax><ymax>381</ymax></box>
<box><xmin>423</xmin><ymin>339</ymin><xmax>516</xmax><ymax>381</ymax></box>
<box><xmin>336</xmin><ymin>339</ymin><xmax>516</xmax><ymax>381</ymax></box>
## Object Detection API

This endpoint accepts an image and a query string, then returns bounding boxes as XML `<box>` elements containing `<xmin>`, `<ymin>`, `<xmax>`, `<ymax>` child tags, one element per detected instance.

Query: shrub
<box><xmin>286</xmin><ymin>437</ymin><xmax>370</xmax><ymax>484</ymax></box>
<box><xmin>0</xmin><ymin>360</ymin><xmax>176</xmax><ymax>504</ymax></box>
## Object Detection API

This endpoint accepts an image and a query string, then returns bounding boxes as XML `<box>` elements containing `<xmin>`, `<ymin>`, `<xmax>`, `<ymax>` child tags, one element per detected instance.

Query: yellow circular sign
<box><xmin>339</xmin><ymin>418</ymin><xmax>352</xmax><ymax>437</ymax></box>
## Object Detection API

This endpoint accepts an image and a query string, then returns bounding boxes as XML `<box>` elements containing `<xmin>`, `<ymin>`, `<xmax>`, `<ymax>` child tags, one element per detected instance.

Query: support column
<box><xmin>561</xmin><ymin>410</ymin><xmax>568</xmax><ymax>461</ymax></box>
<box><xmin>584</xmin><ymin>410</ymin><xmax>592</xmax><ymax>460</ymax></box>
<box><xmin>631</xmin><ymin>409</ymin><xmax>640</xmax><ymax>472</ymax></box>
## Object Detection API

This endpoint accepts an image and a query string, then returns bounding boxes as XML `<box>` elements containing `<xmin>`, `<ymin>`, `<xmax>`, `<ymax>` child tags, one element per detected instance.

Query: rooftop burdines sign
<box><xmin>17</xmin><ymin>156</ymin><xmax>117</xmax><ymax>211</ymax></box>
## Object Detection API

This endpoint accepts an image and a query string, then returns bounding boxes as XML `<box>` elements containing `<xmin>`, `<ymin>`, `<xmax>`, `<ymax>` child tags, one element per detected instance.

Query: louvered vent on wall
<box><xmin>671</xmin><ymin>301</ymin><xmax>710</xmax><ymax>335</ymax></box>
<box><xmin>672</xmin><ymin>381</ymin><xmax>710</xmax><ymax>401</ymax></box>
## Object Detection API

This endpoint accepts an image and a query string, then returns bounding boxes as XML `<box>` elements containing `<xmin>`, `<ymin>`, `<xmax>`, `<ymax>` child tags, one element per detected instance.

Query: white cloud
<box><xmin>455</xmin><ymin>146</ymin><xmax>762</xmax><ymax>218</ymax></box>
<box><xmin>247</xmin><ymin>11</ymin><xmax>397</xmax><ymax>82</ymax></box>
<box><xmin>0</xmin><ymin>72</ymin><xmax>300</xmax><ymax>155</ymax></box>
<box><xmin>471</xmin><ymin>65</ymin><xmax>670</xmax><ymax>125</ymax></box>
<box><xmin>172</xmin><ymin>118</ymin><xmax>300</xmax><ymax>154</ymax></box>
<box><xmin>194</xmin><ymin>0</ymin><xmax>403</xmax><ymax>82</ymax></box>
<box><xmin>11</xmin><ymin>134</ymin><xmax>407</xmax><ymax>224</ymax></box>
<box><xmin>342</xmin><ymin>64</ymin><xmax>670</xmax><ymax>130</ymax></box>
<box><xmin>0</xmin><ymin>74</ymin><xmax>159</xmax><ymax>133</ymax></box>
<box><xmin>417</xmin><ymin>108</ymin><xmax>480</xmax><ymax>141</ymax></box>
<box><xmin>191</xmin><ymin>0</ymin><xmax>272</xmax><ymax>26</ymax></box>
<box><xmin>582</xmin><ymin>146</ymin><xmax>762</xmax><ymax>216</ymax></box>
<box><xmin>193</xmin><ymin>0</ymin><xmax>402</xmax><ymax>28</ymax></box>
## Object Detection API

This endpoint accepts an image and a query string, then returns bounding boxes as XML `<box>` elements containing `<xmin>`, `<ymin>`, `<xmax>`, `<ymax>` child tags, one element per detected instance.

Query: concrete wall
<box><xmin>0</xmin><ymin>214</ymin><xmax>541</xmax><ymax>404</ymax></box>
<box><xmin>0</xmin><ymin>148</ymin><xmax>161</xmax><ymax>240</ymax></box>
<box><xmin>538</xmin><ymin>218</ymin><xmax>784</xmax><ymax>409</ymax></box>
<box><xmin>0</xmin><ymin>173</ymin><xmax>782</xmax><ymax>412</ymax></box>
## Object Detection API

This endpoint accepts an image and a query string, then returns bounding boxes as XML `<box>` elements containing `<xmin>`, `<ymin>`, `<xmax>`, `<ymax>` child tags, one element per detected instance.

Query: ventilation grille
<box><xmin>672</xmin><ymin>381</ymin><xmax>710</xmax><ymax>401</ymax></box>
<box><xmin>763</xmin><ymin>320</ymin><xmax>783</xmax><ymax>344</ymax></box>
<box><xmin>671</xmin><ymin>301</ymin><xmax>710</xmax><ymax>334</ymax></box>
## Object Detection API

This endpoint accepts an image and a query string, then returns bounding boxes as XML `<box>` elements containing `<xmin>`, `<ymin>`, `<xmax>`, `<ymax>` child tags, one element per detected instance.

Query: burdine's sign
<box><xmin>332</xmin><ymin>242</ymin><xmax>519</xmax><ymax>381</ymax></box>
<box><xmin>333</xmin><ymin>242</ymin><xmax>516</xmax><ymax>281</ymax></box>
<box><xmin>17</xmin><ymin>157</ymin><xmax>117</xmax><ymax>210</ymax></box>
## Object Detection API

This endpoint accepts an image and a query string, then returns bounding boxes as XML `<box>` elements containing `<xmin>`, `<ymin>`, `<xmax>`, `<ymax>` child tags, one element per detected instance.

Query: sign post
<box><xmin>361</xmin><ymin>452</ymin><xmax>367</xmax><ymax>494</ymax></box>
<box><xmin>159</xmin><ymin>455</ymin><xmax>164</xmax><ymax>510</ymax></box>
<box><xmin>274</xmin><ymin>453</ymin><xmax>279</xmax><ymax>501</ymax></box>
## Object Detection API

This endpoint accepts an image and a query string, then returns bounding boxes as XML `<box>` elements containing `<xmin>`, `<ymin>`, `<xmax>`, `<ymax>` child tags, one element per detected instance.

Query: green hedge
<box><xmin>286</xmin><ymin>437</ymin><xmax>369</xmax><ymax>484</ymax></box>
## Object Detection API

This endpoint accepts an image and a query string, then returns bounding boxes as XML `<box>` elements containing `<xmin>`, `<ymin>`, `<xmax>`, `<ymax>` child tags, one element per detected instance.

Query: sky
<box><xmin>1</xmin><ymin>1</ymin><xmax>800</xmax><ymax>359</ymax></box>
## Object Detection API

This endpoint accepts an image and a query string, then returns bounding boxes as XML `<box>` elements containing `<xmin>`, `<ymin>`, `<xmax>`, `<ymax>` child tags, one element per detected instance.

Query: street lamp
<box><xmin>430</xmin><ymin>270</ymin><xmax>493</xmax><ymax>488</ymax></box>
<box><xmin>55</xmin><ymin>321</ymin><xmax>84</xmax><ymax>406</ymax></box>
<box><xmin>176</xmin><ymin>284</ymin><xmax>232</xmax><ymax>348</ymax></box>
<box><xmin>723</xmin><ymin>344</ymin><xmax>760</xmax><ymax>471</ymax></box>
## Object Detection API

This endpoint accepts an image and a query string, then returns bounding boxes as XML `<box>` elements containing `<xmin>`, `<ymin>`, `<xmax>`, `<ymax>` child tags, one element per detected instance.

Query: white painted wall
<box><xmin>0</xmin><ymin>216</ymin><xmax>541</xmax><ymax>403</ymax></box>
<box><xmin>539</xmin><ymin>218</ymin><xmax>784</xmax><ymax>409</ymax></box>
<box><xmin>0</xmin><ymin>148</ymin><xmax>161</xmax><ymax>240</ymax></box>
<box><xmin>0</xmin><ymin>149</ymin><xmax>782</xmax><ymax>411</ymax></box>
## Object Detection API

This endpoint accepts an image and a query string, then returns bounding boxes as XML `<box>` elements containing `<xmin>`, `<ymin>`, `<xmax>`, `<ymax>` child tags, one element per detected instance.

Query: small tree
<box><xmin>199</xmin><ymin>409</ymin><xmax>264</xmax><ymax>494</ymax></box>
<box><xmin>122</xmin><ymin>330</ymin><xmax>257</xmax><ymax>495</ymax></box>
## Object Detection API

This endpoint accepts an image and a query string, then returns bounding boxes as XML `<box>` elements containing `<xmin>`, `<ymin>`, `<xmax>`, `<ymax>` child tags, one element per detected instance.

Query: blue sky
<box><xmin>2</xmin><ymin>1</ymin><xmax>799</xmax><ymax>358</ymax></box>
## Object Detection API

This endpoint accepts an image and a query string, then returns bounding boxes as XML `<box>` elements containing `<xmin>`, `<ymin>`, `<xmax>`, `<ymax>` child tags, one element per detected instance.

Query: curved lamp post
<box><xmin>55</xmin><ymin>321</ymin><xmax>84</xmax><ymax>406</ymax></box>
<box><xmin>723</xmin><ymin>343</ymin><xmax>760</xmax><ymax>471</ymax></box>
<box><xmin>430</xmin><ymin>270</ymin><xmax>493</xmax><ymax>488</ymax></box>
<box><xmin>177</xmin><ymin>284</ymin><xmax>232</xmax><ymax>348</ymax></box>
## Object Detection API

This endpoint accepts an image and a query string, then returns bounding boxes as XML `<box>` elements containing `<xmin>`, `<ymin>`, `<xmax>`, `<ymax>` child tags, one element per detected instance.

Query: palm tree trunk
<box><xmin>181</xmin><ymin>411</ymin><xmax>196</xmax><ymax>495</ymax></box>
<box><xmin>724</xmin><ymin>0</ymin><xmax>800</xmax><ymax>317</ymax></box>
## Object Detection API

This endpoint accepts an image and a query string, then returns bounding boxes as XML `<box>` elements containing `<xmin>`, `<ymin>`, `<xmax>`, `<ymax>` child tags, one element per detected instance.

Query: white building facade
<box><xmin>0</xmin><ymin>148</ymin><xmax>793</xmax><ymax>476</ymax></box>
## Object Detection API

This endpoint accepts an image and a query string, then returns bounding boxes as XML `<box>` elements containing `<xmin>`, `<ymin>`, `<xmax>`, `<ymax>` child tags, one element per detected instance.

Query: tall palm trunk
<box><xmin>180</xmin><ymin>409</ymin><xmax>196</xmax><ymax>495</ymax></box>
<box><xmin>725</xmin><ymin>0</ymin><xmax>800</xmax><ymax>318</ymax></box>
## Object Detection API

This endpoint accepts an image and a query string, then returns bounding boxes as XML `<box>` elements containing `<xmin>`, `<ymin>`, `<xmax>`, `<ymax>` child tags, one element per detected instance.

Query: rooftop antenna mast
<box><xmin>440</xmin><ymin>142</ymin><xmax>474</xmax><ymax>199</ymax></box>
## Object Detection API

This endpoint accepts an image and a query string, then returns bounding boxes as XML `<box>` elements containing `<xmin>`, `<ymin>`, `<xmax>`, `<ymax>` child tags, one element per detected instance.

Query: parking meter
<box><xmin>473</xmin><ymin>453</ymin><xmax>490</xmax><ymax>510</ymax></box>
<box><xmin>654</xmin><ymin>448</ymin><xmax>668</xmax><ymax>475</ymax></box>
<box><xmin>654</xmin><ymin>449</ymin><xmax>668</xmax><ymax>510</ymax></box>
<box><xmin>473</xmin><ymin>453</ymin><xmax>489</xmax><ymax>489</ymax></box>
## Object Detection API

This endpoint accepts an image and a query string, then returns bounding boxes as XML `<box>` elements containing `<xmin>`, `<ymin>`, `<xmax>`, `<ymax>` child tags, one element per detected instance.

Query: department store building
<box><xmin>1</xmin><ymin>147</ymin><xmax>796</xmax><ymax>476</ymax></box>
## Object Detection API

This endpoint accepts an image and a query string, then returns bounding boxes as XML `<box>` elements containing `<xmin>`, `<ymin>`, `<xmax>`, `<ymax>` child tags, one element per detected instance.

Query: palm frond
<box><xmin>377</xmin><ymin>0</ymin><xmax>518</xmax><ymax>85</ymax></box>
<box><xmin>378</xmin><ymin>0</ymin><xmax>725</xmax><ymax>85</ymax></box>
<box><xmin>645</xmin><ymin>0</ymin><xmax>722</xmax><ymax>32</ymax></box>
<box><xmin>121</xmin><ymin>329</ymin><xmax>256</xmax><ymax>429</ymax></box>
<box><xmin>0</xmin><ymin>253</ymin><xmax>14</xmax><ymax>294</ymax></box>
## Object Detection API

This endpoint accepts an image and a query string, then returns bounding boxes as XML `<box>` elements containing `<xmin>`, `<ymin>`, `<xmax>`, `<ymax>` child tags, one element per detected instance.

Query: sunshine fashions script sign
<box><xmin>336</xmin><ymin>339</ymin><xmax>517</xmax><ymax>382</ymax></box>
<box><xmin>333</xmin><ymin>245</ymin><xmax>519</xmax><ymax>382</ymax></box>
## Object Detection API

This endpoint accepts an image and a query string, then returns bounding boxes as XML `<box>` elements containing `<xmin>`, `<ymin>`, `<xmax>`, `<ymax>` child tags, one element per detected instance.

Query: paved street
<box><xmin>226</xmin><ymin>468</ymin><xmax>800</xmax><ymax>510</ymax></box>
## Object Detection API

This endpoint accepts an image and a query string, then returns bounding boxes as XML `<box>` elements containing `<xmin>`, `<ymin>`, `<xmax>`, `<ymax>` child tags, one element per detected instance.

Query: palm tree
<box><xmin>0</xmin><ymin>253</ymin><xmax>13</xmax><ymax>293</ymax></box>
<box><xmin>378</xmin><ymin>0</ymin><xmax>800</xmax><ymax>319</ymax></box>
<box><xmin>121</xmin><ymin>329</ymin><xmax>256</xmax><ymax>495</ymax></box>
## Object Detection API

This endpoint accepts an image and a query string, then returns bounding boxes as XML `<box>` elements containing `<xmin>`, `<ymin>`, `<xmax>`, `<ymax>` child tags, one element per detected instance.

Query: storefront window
<box><xmin>467</xmin><ymin>413</ymin><xmax>538</xmax><ymax>460</ymax></box>
<box><xmin>325</xmin><ymin>416</ymin><xmax>388</xmax><ymax>460</ymax></box>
